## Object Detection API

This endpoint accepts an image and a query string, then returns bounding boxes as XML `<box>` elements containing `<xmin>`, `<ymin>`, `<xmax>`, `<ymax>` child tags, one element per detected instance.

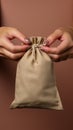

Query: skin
<box><xmin>0</xmin><ymin>27</ymin><xmax>31</xmax><ymax>60</ymax></box>
<box><xmin>40</xmin><ymin>27</ymin><xmax>73</xmax><ymax>62</ymax></box>
<box><xmin>0</xmin><ymin>26</ymin><xmax>73</xmax><ymax>62</ymax></box>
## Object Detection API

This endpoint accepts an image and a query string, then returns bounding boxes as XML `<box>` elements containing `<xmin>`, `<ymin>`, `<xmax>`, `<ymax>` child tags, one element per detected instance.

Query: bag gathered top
<box><xmin>10</xmin><ymin>36</ymin><xmax>63</xmax><ymax>110</ymax></box>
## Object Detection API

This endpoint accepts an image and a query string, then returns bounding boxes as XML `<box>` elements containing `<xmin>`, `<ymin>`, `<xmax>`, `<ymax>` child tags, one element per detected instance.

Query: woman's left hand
<box><xmin>40</xmin><ymin>27</ymin><xmax>73</xmax><ymax>62</ymax></box>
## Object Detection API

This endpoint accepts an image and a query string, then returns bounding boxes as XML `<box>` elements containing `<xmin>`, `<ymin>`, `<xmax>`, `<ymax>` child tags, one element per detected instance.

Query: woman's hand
<box><xmin>0</xmin><ymin>27</ymin><xmax>30</xmax><ymax>60</ymax></box>
<box><xmin>40</xmin><ymin>27</ymin><xmax>73</xmax><ymax>62</ymax></box>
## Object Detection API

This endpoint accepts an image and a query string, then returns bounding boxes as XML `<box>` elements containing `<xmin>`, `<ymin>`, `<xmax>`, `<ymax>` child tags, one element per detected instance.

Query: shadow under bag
<box><xmin>10</xmin><ymin>36</ymin><xmax>63</xmax><ymax>110</ymax></box>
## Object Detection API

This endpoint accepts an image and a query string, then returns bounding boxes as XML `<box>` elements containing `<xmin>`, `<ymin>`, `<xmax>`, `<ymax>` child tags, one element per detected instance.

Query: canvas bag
<box><xmin>10</xmin><ymin>36</ymin><xmax>63</xmax><ymax>110</ymax></box>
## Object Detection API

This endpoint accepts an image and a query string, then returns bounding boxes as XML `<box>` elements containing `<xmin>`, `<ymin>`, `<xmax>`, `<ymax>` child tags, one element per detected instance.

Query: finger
<box><xmin>47</xmin><ymin>29</ymin><xmax>63</xmax><ymax>45</ymax></box>
<box><xmin>40</xmin><ymin>40</ymin><xmax>69</xmax><ymax>54</ymax></box>
<box><xmin>2</xmin><ymin>38</ymin><xmax>31</xmax><ymax>53</ymax></box>
<box><xmin>40</xmin><ymin>46</ymin><xmax>67</xmax><ymax>62</ymax></box>
<box><xmin>48</xmin><ymin>48</ymin><xmax>71</xmax><ymax>62</ymax></box>
<box><xmin>49</xmin><ymin>53</ymin><xmax>67</xmax><ymax>62</ymax></box>
<box><xmin>40</xmin><ymin>46</ymin><xmax>58</xmax><ymax>54</ymax></box>
<box><xmin>41</xmin><ymin>45</ymin><xmax>73</xmax><ymax>62</ymax></box>
<box><xmin>0</xmin><ymin>47</ymin><xmax>4</xmax><ymax>57</ymax></box>
<box><xmin>59</xmin><ymin>47</ymin><xmax>73</xmax><ymax>59</ymax></box>
<box><xmin>48</xmin><ymin>53</ymin><xmax>67</xmax><ymax>62</ymax></box>
<box><xmin>0</xmin><ymin>53</ymin><xmax>4</xmax><ymax>57</ymax></box>
<box><xmin>0</xmin><ymin>48</ymin><xmax>25</xmax><ymax>60</ymax></box>
<box><xmin>48</xmin><ymin>53</ymin><xmax>60</xmax><ymax>62</ymax></box>
<box><xmin>24</xmin><ymin>38</ymin><xmax>32</xmax><ymax>45</ymax></box>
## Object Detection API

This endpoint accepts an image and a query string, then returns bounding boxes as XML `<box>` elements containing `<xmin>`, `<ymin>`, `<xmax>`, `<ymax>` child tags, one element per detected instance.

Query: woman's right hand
<box><xmin>0</xmin><ymin>27</ymin><xmax>31</xmax><ymax>60</ymax></box>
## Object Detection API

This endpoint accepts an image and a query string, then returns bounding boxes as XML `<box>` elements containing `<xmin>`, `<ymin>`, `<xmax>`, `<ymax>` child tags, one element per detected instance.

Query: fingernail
<box><xmin>24</xmin><ymin>38</ymin><xmax>31</xmax><ymax>44</ymax></box>
<box><xmin>43</xmin><ymin>40</ymin><xmax>49</xmax><ymax>46</ymax></box>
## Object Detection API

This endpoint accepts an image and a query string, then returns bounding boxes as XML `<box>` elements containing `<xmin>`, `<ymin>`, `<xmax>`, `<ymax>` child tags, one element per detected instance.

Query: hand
<box><xmin>40</xmin><ymin>27</ymin><xmax>73</xmax><ymax>62</ymax></box>
<box><xmin>0</xmin><ymin>27</ymin><xmax>31</xmax><ymax>60</ymax></box>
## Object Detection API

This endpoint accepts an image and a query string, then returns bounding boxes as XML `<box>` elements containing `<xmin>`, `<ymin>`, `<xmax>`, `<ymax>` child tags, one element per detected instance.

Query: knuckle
<box><xmin>56</xmin><ymin>49</ymin><xmax>59</xmax><ymax>54</ymax></box>
<box><xmin>10</xmin><ymin>54</ymin><xmax>17</xmax><ymax>60</ymax></box>
<box><xmin>10</xmin><ymin>53</ymin><xmax>23</xmax><ymax>60</ymax></box>
<box><xmin>12</xmin><ymin>27</ymin><xmax>17</xmax><ymax>32</ymax></box>
<box><xmin>0</xmin><ymin>47</ymin><xmax>3</xmax><ymax>53</ymax></box>
<box><xmin>12</xmin><ymin>28</ymin><xmax>19</xmax><ymax>33</ymax></box>
<box><xmin>54</xmin><ymin>48</ymin><xmax>60</xmax><ymax>54</ymax></box>
<box><xmin>5</xmin><ymin>27</ymin><xmax>13</xmax><ymax>32</ymax></box>
<box><xmin>55</xmin><ymin>28</ymin><xmax>63</xmax><ymax>34</ymax></box>
<box><xmin>10</xmin><ymin>46</ymin><xmax>16</xmax><ymax>53</ymax></box>
<box><xmin>48</xmin><ymin>35</ymin><xmax>53</xmax><ymax>40</ymax></box>
<box><xmin>54</xmin><ymin>55</ymin><xmax>60</xmax><ymax>61</ymax></box>
<box><xmin>9</xmin><ymin>27</ymin><xmax>17</xmax><ymax>34</ymax></box>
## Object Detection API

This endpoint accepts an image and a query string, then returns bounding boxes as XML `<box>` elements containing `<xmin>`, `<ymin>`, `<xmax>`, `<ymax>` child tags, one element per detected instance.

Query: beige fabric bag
<box><xmin>10</xmin><ymin>36</ymin><xmax>63</xmax><ymax>110</ymax></box>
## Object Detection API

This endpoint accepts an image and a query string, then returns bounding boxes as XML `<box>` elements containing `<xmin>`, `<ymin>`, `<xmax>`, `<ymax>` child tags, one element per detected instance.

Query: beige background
<box><xmin>0</xmin><ymin>0</ymin><xmax>73</xmax><ymax>130</ymax></box>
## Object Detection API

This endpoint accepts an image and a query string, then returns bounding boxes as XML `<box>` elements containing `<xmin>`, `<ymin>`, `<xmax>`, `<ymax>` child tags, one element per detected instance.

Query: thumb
<box><xmin>47</xmin><ymin>29</ymin><xmax>63</xmax><ymax>45</ymax></box>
